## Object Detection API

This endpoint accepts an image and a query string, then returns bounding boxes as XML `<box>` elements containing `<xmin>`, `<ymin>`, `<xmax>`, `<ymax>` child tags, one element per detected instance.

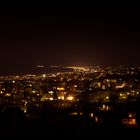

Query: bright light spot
<box><xmin>57</xmin><ymin>87</ymin><xmax>65</xmax><ymax>91</ymax></box>
<box><xmin>106</xmin><ymin>106</ymin><xmax>109</xmax><ymax>111</ymax></box>
<box><xmin>129</xmin><ymin>113</ymin><xmax>133</xmax><ymax>118</ymax></box>
<box><xmin>120</xmin><ymin>93</ymin><xmax>122</xmax><ymax>96</ymax></box>
<box><xmin>13</xmin><ymin>80</ymin><xmax>15</xmax><ymax>83</ymax></box>
<box><xmin>90</xmin><ymin>113</ymin><xmax>94</xmax><ymax>118</ymax></box>
<box><xmin>129</xmin><ymin>119</ymin><xmax>136</xmax><ymax>125</ymax></box>
<box><xmin>103</xmin><ymin>105</ymin><xmax>105</xmax><ymax>109</ymax></box>
<box><xmin>95</xmin><ymin>117</ymin><xmax>98</xmax><ymax>123</ymax></box>
<box><xmin>58</xmin><ymin>96</ymin><xmax>64</xmax><ymax>100</ymax></box>
<box><xmin>49</xmin><ymin>97</ymin><xmax>53</xmax><ymax>101</ymax></box>
<box><xmin>89</xmin><ymin>88</ymin><xmax>92</xmax><ymax>91</ymax></box>
<box><xmin>48</xmin><ymin>91</ymin><xmax>54</xmax><ymax>94</ymax></box>
<box><xmin>127</xmin><ymin>92</ymin><xmax>130</xmax><ymax>95</ymax></box>
<box><xmin>32</xmin><ymin>90</ymin><xmax>36</xmax><ymax>93</ymax></box>
<box><xmin>116</xmin><ymin>82</ymin><xmax>126</xmax><ymax>89</ymax></box>
<box><xmin>66</xmin><ymin>96</ymin><xmax>74</xmax><ymax>101</ymax></box>
<box><xmin>98</xmin><ymin>82</ymin><xmax>101</xmax><ymax>87</ymax></box>
<box><xmin>42</xmin><ymin>74</ymin><xmax>46</xmax><ymax>78</ymax></box>
<box><xmin>24</xmin><ymin>109</ymin><xmax>27</xmax><ymax>113</ymax></box>
<box><xmin>25</xmin><ymin>101</ymin><xmax>27</xmax><ymax>105</ymax></box>
<box><xmin>5</xmin><ymin>93</ymin><xmax>11</xmax><ymax>97</ymax></box>
<box><xmin>37</xmin><ymin>94</ymin><xmax>40</xmax><ymax>96</ymax></box>
<box><xmin>74</xmin><ymin>85</ymin><xmax>77</xmax><ymax>88</ymax></box>
<box><xmin>106</xmin><ymin>79</ymin><xmax>109</xmax><ymax>82</ymax></box>
<box><xmin>70</xmin><ymin>112</ymin><xmax>78</xmax><ymax>115</ymax></box>
<box><xmin>123</xmin><ymin>96</ymin><xmax>126</xmax><ymax>99</ymax></box>
<box><xmin>106</xmin><ymin>96</ymin><xmax>109</xmax><ymax>99</ymax></box>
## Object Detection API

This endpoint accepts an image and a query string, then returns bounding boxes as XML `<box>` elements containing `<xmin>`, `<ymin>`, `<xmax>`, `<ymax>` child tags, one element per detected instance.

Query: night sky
<box><xmin>0</xmin><ymin>5</ymin><xmax>140</xmax><ymax>75</ymax></box>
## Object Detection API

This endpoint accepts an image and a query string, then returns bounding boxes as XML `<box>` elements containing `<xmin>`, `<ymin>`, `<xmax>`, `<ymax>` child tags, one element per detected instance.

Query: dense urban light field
<box><xmin>0</xmin><ymin>66</ymin><xmax>140</xmax><ymax>137</ymax></box>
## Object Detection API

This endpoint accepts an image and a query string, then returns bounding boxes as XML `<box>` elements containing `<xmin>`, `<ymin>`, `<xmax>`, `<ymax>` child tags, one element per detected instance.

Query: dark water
<box><xmin>0</xmin><ymin>66</ymin><xmax>74</xmax><ymax>76</ymax></box>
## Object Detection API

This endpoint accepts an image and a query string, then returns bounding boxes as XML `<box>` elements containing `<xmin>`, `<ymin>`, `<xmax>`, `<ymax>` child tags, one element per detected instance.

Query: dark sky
<box><xmin>0</xmin><ymin>4</ymin><xmax>140</xmax><ymax>74</ymax></box>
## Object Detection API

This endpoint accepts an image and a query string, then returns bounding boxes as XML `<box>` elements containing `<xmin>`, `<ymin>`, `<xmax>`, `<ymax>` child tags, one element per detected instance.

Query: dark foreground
<box><xmin>0</xmin><ymin>106</ymin><xmax>140</xmax><ymax>139</ymax></box>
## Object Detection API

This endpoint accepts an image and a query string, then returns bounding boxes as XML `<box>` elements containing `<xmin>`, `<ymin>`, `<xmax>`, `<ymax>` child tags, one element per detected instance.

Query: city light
<box><xmin>70</xmin><ymin>112</ymin><xmax>78</xmax><ymax>116</ymax></box>
<box><xmin>106</xmin><ymin>96</ymin><xmax>109</xmax><ymax>99</ymax></box>
<box><xmin>42</xmin><ymin>74</ymin><xmax>46</xmax><ymax>78</ymax></box>
<box><xmin>49</xmin><ymin>97</ymin><xmax>53</xmax><ymax>101</ymax></box>
<box><xmin>90</xmin><ymin>113</ymin><xmax>94</xmax><ymax>118</ymax></box>
<box><xmin>57</xmin><ymin>87</ymin><xmax>65</xmax><ymax>91</ymax></box>
<box><xmin>58</xmin><ymin>96</ymin><xmax>64</xmax><ymax>100</ymax></box>
<box><xmin>116</xmin><ymin>82</ymin><xmax>126</xmax><ymax>89</ymax></box>
<box><xmin>5</xmin><ymin>93</ymin><xmax>11</xmax><ymax>97</ymax></box>
<box><xmin>74</xmin><ymin>85</ymin><xmax>77</xmax><ymax>88</ymax></box>
<box><xmin>48</xmin><ymin>91</ymin><xmax>54</xmax><ymax>94</ymax></box>
<box><xmin>32</xmin><ymin>90</ymin><xmax>36</xmax><ymax>93</ymax></box>
<box><xmin>66</xmin><ymin>96</ymin><xmax>74</xmax><ymax>101</ymax></box>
